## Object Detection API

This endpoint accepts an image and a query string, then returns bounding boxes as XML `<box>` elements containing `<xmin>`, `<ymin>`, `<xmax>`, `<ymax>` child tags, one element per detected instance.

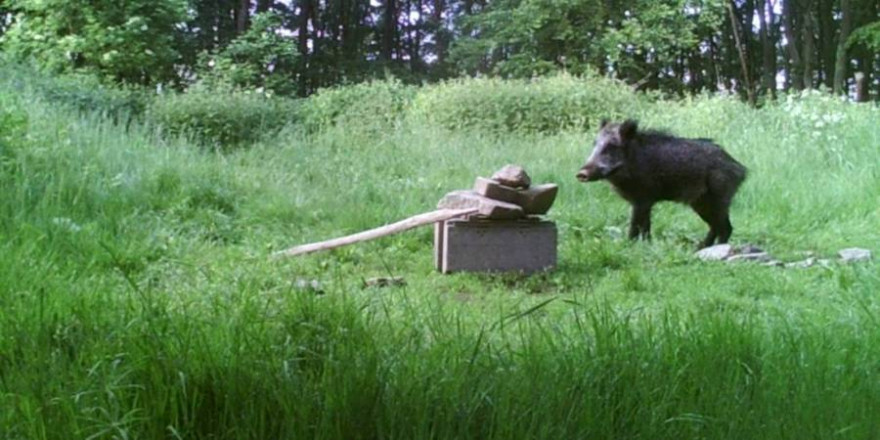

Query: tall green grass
<box><xmin>2</xmin><ymin>64</ymin><xmax>880</xmax><ymax>439</ymax></box>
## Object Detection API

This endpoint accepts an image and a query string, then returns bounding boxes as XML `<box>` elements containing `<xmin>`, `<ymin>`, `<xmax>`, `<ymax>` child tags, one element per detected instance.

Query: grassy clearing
<box><xmin>2</xmin><ymin>67</ymin><xmax>880</xmax><ymax>439</ymax></box>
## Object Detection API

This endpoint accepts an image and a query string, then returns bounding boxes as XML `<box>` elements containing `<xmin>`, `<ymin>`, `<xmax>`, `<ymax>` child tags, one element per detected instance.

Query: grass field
<box><xmin>2</xmin><ymin>66</ymin><xmax>880</xmax><ymax>439</ymax></box>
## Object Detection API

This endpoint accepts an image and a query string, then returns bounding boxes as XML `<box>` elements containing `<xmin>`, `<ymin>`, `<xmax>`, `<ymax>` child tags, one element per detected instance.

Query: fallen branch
<box><xmin>272</xmin><ymin>208</ymin><xmax>478</xmax><ymax>259</ymax></box>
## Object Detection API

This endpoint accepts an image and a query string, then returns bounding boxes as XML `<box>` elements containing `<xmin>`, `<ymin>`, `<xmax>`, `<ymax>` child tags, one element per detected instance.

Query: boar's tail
<box><xmin>729</xmin><ymin>156</ymin><xmax>748</xmax><ymax>186</ymax></box>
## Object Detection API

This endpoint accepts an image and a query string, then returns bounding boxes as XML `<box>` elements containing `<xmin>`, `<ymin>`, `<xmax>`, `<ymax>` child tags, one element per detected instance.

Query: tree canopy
<box><xmin>0</xmin><ymin>0</ymin><xmax>877</xmax><ymax>101</ymax></box>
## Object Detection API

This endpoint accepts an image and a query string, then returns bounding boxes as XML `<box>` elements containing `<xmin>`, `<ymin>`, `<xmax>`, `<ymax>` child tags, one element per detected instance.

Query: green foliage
<box><xmin>1</xmin><ymin>0</ymin><xmax>186</xmax><ymax>85</ymax></box>
<box><xmin>3</xmin><ymin>66</ymin><xmax>880</xmax><ymax>439</ymax></box>
<box><xmin>35</xmin><ymin>72</ymin><xmax>148</xmax><ymax>119</ymax></box>
<box><xmin>296</xmin><ymin>78</ymin><xmax>416</xmax><ymax>133</ymax></box>
<box><xmin>147</xmin><ymin>89</ymin><xmax>296</xmax><ymax>147</ymax></box>
<box><xmin>451</xmin><ymin>0</ymin><xmax>725</xmax><ymax>88</ymax></box>
<box><xmin>0</xmin><ymin>61</ymin><xmax>148</xmax><ymax>118</ymax></box>
<box><xmin>599</xmin><ymin>0</ymin><xmax>724</xmax><ymax>82</ymax></box>
<box><xmin>196</xmin><ymin>12</ymin><xmax>300</xmax><ymax>96</ymax></box>
<box><xmin>451</xmin><ymin>0</ymin><xmax>605</xmax><ymax>77</ymax></box>
<box><xmin>0</xmin><ymin>101</ymin><xmax>28</xmax><ymax>174</ymax></box>
<box><xmin>410</xmin><ymin>74</ymin><xmax>648</xmax><ymax>133</ymax></box>
<box><xmin>847</xmin><ymin>21</ymin><xmax>880</xmax><ymax>51</ymax></box>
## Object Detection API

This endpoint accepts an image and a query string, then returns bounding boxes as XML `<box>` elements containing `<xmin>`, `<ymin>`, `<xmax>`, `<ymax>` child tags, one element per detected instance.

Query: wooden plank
<box><xmin>272</xmin><ymin>208</ymin><xmax>478</xmax><ymax>259</ymax></box>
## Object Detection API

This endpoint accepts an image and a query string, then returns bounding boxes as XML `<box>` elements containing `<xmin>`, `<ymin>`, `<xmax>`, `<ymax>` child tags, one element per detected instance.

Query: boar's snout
<box><xmin>575</xmin><ymin>167</ymin><xmax>592</xmax><ymax>182</ymax></box>
<box><xmin>576</xmin><ymin>164</ymin><xmax>611</xmax><ymax>182</ymax></box>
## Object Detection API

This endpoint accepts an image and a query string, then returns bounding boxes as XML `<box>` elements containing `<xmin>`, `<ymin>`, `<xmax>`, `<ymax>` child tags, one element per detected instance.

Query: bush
<box><xmin>0</xmin><ymin>103</ymin><xmax>28</xmax><ymax>174</ymax></box>
<box><xmin>0</xmin><ymin>62</ymin><xmax>148</xmax><ymax>119</ymax></box>
<box><xmin>296</xmin><ymin>79</ymin><xmax>416</xmax><ymax>133</ymax></box>
<box><xmin>33</xmin><ymin>73</ymin><xmax>149</xmax><ymax>119</ymax></box>
<box><xmin>195</xmin><ymin>12</ymin><xmax>299</xmax><ymax>96</ymax></box>
<box><xmin>410</xmin><ymin>73</ymin><xmax>649</xmax><ymax>134</ymax></box>
<box><xmin>147</xmin><ymin>90</ymin><xmax>297</xmax><ymax>147</ymax></box>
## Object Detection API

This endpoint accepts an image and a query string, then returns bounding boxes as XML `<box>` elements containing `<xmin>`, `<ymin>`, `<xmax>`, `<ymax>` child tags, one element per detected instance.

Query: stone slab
<box><xmin>437</xmin><ymin>190</ymin><xmax>524</xmax><ymax>219</ymax></box>
<box><xmin>517</xmin><ymin>184</ymin><xmax>558</xmax><ymax>215</ymax></box>
<box><xmin>437</xmin><ymin>218</ymin><xmax>557</xmax><ymax>274</ymax></box>
<box><xmin>474</xmin><ymin>178</ymin><xmax>559</xmax><ymax>215</ymax></box>
<box><xmin>474</xmin><ymin>177</ymin><xmax>521</xmax><ymax>204</ymax></box>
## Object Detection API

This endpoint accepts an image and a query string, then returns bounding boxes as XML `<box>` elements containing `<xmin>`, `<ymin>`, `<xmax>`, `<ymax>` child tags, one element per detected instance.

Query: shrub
<box><xmin>32</xmin><ymin>73</ymin><xmax>149</xmax><ymax>119</ymax></box>
<box><xmin>296</xmin><ymin>79</ymin><xmax>416</xmax><ymax>133</ymax></box>
<box><xmin>0</xmin><ymin>103</ymin><xmax>28</xmax><ymax>174</ymax></box>
<box><xmin>195</xmin><ymin>12</ymin><xmax>299</xmax><ymax>97</ymax></box>
<box><xmin>0</xmin><ymin>62</ymin><xmax>148</xmax><ymax>119</ymax></box>
<box><xmin>147</xmin><ymin>90</ymin><xmax>297</xmax><ymax>147</ymax></box>
<box><xmin>410</xmin><ymin>73</ymin><xmax>648</xmax><ymax>134</ymax></box>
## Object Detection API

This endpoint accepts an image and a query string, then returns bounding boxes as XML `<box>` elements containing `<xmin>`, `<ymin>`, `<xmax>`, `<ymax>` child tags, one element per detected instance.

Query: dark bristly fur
<box><xmin>576</xmin><ymin>119</ymin><xmax>747</xmax><ymax>248</ymax></box>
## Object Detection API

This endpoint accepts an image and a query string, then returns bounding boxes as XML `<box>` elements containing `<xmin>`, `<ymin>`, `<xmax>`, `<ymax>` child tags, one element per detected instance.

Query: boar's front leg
<box><xmin>628</xmin><ymin>202</ymin><xmax>654</xmax><ymax>240</ymax></box>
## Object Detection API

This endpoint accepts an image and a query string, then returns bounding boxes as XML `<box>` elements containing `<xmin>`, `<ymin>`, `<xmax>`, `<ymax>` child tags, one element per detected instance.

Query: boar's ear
<box><xmin>599</xmin><ymin>118</ymin><xmax>609</xmax><ymax>129</ymax></box>
<box><xmin>619</xmin><ymin>119</ymin><xmax>638</xmax><ymax>140</ymax></box>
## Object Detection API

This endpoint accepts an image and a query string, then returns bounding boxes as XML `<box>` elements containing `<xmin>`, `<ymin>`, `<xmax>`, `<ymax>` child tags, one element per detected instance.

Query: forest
<box><xmin>1</xmin><ymin>0</ymin><xmax>879</xmax><ymax>102</ymax></box>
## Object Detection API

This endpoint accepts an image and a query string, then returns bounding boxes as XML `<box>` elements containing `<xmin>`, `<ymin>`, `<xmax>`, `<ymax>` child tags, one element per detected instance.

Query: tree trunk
<box><xmin>854</xmin><ymin>72</ymin><xmax>868</xmax><ymax>102</ymax></box>
<box><xmin>411</xmin><ymin>0</ymin><xmax>423</xmax><ymax>74</ymax></box>
<box><xmin>382</xmin><ymin>0</ymin><xmax>397</xmax><ymax>61</ymax></box>
<box><xmin>235</xmin><ymin>0</ymin><xmax>251</xmax><ymax>34</ymax></box>
<box><xmin>800</xmin><ymin>0</ymin><xmax>816</xmax><ymax>89</ymax></box>
<box><xmin>298</xmin><ymin>0</ymin><xmax>312</xmax><ymax>96</ymax></box>
<box><xmin>832</xmin><ymin>0</ymin><xmax>853</xmax><ymax>95</ymax></box>
<box><xmin>433</xmin><ymin>0</ymin><xmax>447</xmax><ymax>66</ymax></box>
<box><xmin>782</xmin><ymin>0</ymin><xmax>804</xmax><ymax>90</ymax></box>
<box><xmin>758</xmin><ymin>0</ymin><xmax>776</xmax><ymax>97</ymax></box>
<box><xmin>728</xmin><ymin>0</ymin><xmax>756</xmax><ymax>105</ymax></box>
<box><xmin>708</xmin><ymin>37</ymin><xmax>720</xmax><ymax>91</ymax></box>
<box><xmin>817</xmin><ymin>0</ymin><xmax>835</xmax><ymax>88</ymax></box>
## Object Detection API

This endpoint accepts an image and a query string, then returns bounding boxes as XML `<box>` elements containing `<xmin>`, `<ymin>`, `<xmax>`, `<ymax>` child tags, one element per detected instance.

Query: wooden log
<box><xmin>272</xmin><ymin>208</ymin><xmax>478</xmax><ymax>259</ymax></box>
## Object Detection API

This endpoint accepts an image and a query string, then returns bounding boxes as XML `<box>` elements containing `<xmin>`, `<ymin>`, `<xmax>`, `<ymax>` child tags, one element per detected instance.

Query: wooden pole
<box><xmin>272</xmin><ymin>208</ymin><xmax>478</xmax><ymax>259</ymax></box>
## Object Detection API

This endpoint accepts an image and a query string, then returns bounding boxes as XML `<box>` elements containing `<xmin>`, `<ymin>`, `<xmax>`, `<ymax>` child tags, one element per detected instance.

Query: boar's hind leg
<box><xmin>629</xmin><ymin>202</ymin><xmax>654</xmax><ymax>241</ymax></box>
<box><xmin>691</xmin><ymin>198</ymin><xmax>732</xmax><ymax>248</ymax></box>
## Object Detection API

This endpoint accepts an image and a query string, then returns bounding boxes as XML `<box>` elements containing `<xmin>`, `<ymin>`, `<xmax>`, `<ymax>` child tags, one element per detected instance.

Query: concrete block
<box><xmin>434</xmin><ymin>220</ymin><xmax>445</xmax><ymax>271</ymax></box>
<box><xmin>437</xmin><ymin>218</ymin><xmax>557</xmax><ymax>274</ymax></box>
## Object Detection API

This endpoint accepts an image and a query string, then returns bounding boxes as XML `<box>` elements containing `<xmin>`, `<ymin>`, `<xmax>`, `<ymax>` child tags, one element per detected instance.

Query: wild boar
<box><xmin>576</xmin><ymin>119</ymin><xmax>747</xmax><ymax>248</ymax></box>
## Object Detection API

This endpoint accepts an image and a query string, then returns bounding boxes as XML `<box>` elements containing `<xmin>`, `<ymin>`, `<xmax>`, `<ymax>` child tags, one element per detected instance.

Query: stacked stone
<box><xmin>434</xmin><ymin>165</ymin><xmax>559</xmax><ymax>274</ymax></box>
<box><xmin>436</xmin><ymin>165</ymin><xmax>559</xmax><ymax>219</ymax></box>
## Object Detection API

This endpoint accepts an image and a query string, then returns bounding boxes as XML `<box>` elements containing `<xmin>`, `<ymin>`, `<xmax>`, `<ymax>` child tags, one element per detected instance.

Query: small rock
<box><xmin>294</xmin><ymin>278</ymin><xmax>324</xmax><ymax>294</ymax></box>
<box><xmin>726</xmin><ymin>252</ymin><xmax>771</xmax><ymax>263</ymax></box>
<box><xmin>785</xmin><ymin>257</ymin><xmax>815</xmax><ymax>269</ymax></box>
<box><xmin>739</xmin><ymin>244</ymin><xmax>764</xmax><ymax>254</ymax></box>
<box><xmin>491</xmin><ymin>164</ymin><xmax>531</xmax><ymax>189</ymax></box>
<box><xmin>605</xmin><ymin>226</ymin><xmax>624</xmax><ymax>240</ymax></box>
<box><xmin>364</xmin><ymin>276</ymin><xmax>406</xmax><ymax>288</ymax></box>
<box><xmin>696</xmin><ymin>244</ymin><xmax>733</xmax><ymax>261</ymax></box>
<box><xmin>838</xmin><ymin>248</ymin><xmax>872</xmax><ymax>263</ymax></box>
<box><xmin>816</xmin><ymin>259</ymin><xmax>833</xmax><ymax>268</ymax></box>
<box><xmin>438</xmin><ymin>190</ymin><xmax>524</xmax><ymax>219</ymax></box>
<box><xmin>762</xmin><ymin>260</ymin><xmax>784</xmax><ymax>267</ymax></box>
